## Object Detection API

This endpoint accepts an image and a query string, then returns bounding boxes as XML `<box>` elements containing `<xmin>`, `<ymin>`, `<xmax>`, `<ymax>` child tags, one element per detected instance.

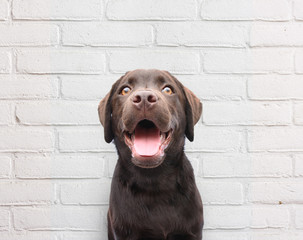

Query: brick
<box><xmin>0</xmin><ymin>156</ymin><xmax>11</xmax><ymax>178</ymax></box>
<box><xmin>0</xmin><ymin>23</ymin><xmax>59</xmax><ymax>46</ymax></box>
<box><xmin>251</xmin><ymin>232</ymin><xmax>303</xmax><ymax>240</ymax></box>
<box><xmin>294</xmin><ymin>233</ymin><xmax>303</xmax><ymax>240</ymax></box>
<box><xmin>196</xmin><ymin>181</ymin><xmax>243</xmax><ymax>204</ymax></box>
<box><xmin>248</xmin><ymin>128</ymin><xmax>303</xmax><ymax>152</ymax></box>
<box><xmin>13</xmin><ymin>206</ymin><xmax>107</xmax><ymax>231</ymax></box>
<box><xmin>203</xmin><ymin>102</ymin><xmax>291</xmax><ymax>126</ymax></box>
<box><xmin>251</xmin><ymin>207</ymin><xmax>289</xmax><ymax>228</ymax></box>
<box><xmin>0</xmin><ymin>182</ymin><xmax>54</xmax><ymax>205</ymax></box>
<box><xmin>204</xmin><ymin>49</ymin><xmax>293</xmax><ymax>74</ymax></box>
<box><xmin>0</xmin><ymin>103</ymin><xmax>11</xmax><ymax>125</ymax></box>
<box><xmin>17</xmin><ymin>50</ymin><xmax>106</xmax><ymax>74</ymax></box>
<box><xmin>250</xmin><ymin>23</ymin><xmax>303</xmax><ymax>47</ymax></box>
<box><xmin>0</xmin><ymin>0</ymin><xmax>8</xmax><ymax>20</ymax></box>
<box><xmin>203</xmin><ymin>153</ymin><xmax>292</xmax><ymax>178</ymax></box>
<box><xmin>16</xmin><ymin>101</ymin><xmax>99</xmax><ymax>126</ymax></box>
<box><xmin>61</xmin><ymin>232</ymin><xmax>106</xmax><ymax>240</ymax></box>
<box><xmin>203</xmin><ymin>231</ymin><xmax>248</xmax><ymax>240</ymax></box>
<box><xmin>58</xmin><ymin>128</ymin><xmax>116</xmax><ymax>152</ymax></box>
<box><xmin>185</xmin><ymin>125</ymin><xmax>241</xmax><ymax>152</ymax></box>
<box><xmin>0</xmin><ymin>129</ymin><xmax>54</xmax><ymax>152</ymax></box>
<box><xmin>294</xmin><ymin>0</ymin><xmax>303</xmax><ymax>20</ymax></box>
<box><xmin>295</xmin><ymin>206</ymin><xmax>303</xmax><ymax>229</ymax></box>
<box><xmin>15</xmin><ymin>155</ymin><xmax>104</xmax><ymax>179</ymax></box>
<box><xmin>204</xmin><ymin>206</ymin><xmax>250</xmax><ymax>229</ymax></box>
<box><xmin>0</xmin><ymin>209</ymin><xmax>9</xmax><ymax>231</ymax></box>
<box><xmin>0</xmin><ymin>75</ymin><xmax>59</xmax><ymax>99</ymax></box>
<box><xmin>12</xmin><ymin>0</ymin><xmax>102</xmax><ymax>20</ymax></box>
<box><xmin>0</xmin><ymin>51</ymin><xmax>11</xmax><ymax>73</ymax></box>
<box><xmin>0</xmin><ymin>233</ymin><xmax>56</xmax><ymax>240</ymax></box>
<box><xmin>61</xmin><ymin>75</ymin><xmax>116</xmax><ymax>100</ymax></box>
<box><xmin>177</xmin><ymin>75</ymin><xmax>246</xmax><ymax>100</ymax></box>
<box><xmin>248</xmin><ymin>75</ymin><xmax>303</xmax><ymax>100</ymax></box>
<box><xmin>107</xmin><ymin>0</ymin><xmax>197</xmax><ymax>20</ymax></box>
<box><xmin>201</xmin><ymin>0</ymin><xmax>291</xmax><ymax>21</ymax></box>
<box><xmin>295</xmin><ymin>50</ymin><xmax>303</xmax><ymax>73</ymax></box>
<box><xmin>60</xmin><ymin>181</ymin><xmax>111</xmax><ymax>205</ymax></box>
<box><xmin>294</xmin><ymin>103</ymin><xmax>303</xmax><ymax>125</ymax></box>
<box><xmin>63</xmin><ymin>23</ymin><xmax>153</xmax><ymax>47</ymax></box>
<box><xmin>156</xmin><ymin>22</ymin><xmax>247</xmax><ymax>47</ymax></box>
<box><xmin>110</xmin><ymin>50</ymin><xmax>200</xmax><ymax>74</ymax></box>
<box><xmin>295</xmin><ymin>155</ymin><xmax>303</xmax><ymax>177</ymax></box>
<box><xmin>249</xmin><ymin>182</ymin><xmax>303</xmax><ymax>204</ymax></box>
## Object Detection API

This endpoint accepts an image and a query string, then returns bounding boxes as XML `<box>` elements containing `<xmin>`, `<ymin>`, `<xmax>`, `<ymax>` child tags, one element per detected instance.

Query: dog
<box><xmin>98</xmin><ymin>69</ymin><xmax>203</xmax><ymax>240</ymax></box>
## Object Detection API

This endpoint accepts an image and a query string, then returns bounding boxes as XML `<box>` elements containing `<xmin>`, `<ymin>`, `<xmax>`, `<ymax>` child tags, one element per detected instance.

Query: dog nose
<box><xmin>132</xmin><ymin>91</ymin><xmax>158</xmax><ymax>109</ymax></box>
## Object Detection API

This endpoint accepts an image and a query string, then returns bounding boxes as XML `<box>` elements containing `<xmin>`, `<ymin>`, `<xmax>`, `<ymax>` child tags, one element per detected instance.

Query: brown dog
<box><xmin>98</xmin><ymin>69</ymin><xmax>203</xmax><ymax>240</ymax></box>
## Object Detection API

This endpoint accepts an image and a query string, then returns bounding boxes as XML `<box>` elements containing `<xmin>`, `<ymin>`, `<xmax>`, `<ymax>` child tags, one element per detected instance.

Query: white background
<box><xmin>0</xmin><ymin>0</ymin><xmax>303</xmax><ymax>239</ymax></box>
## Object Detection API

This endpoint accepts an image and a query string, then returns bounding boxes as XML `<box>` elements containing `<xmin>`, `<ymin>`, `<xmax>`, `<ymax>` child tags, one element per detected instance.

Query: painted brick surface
<box><xmin>109</xmin><ymin>50</ymin><xmax>200</xmax><ymax>74</ymax></box>
<box><xmin>0</xmin><ymin>129</ymin><xmax>54</xmax><ymax>152</ymax></box>
<box><xmin>17</xmin><ymin>50</ymin><xmax>106</xmax><ymax>74</ymax></box>
<box><xmin>14</xmin><ymin>155</ymin><xmax>104</xmax><ymax>179</ymax></box>
<box><xmin>16</xmin><ymin>101</ymin><xmax>100</xmax><ymax>125</ymax></box>
<box><xmin>203</xmin><ymin>102</ymin><xmax>291</xmax><ymax>125</ymax></box>
<box><xmin>295</xmin><ymin>154</ymin><xmax>303</xmax><ymax>177</ymax></box>
<box><xmin>62</xmin><ymin>23</ymin><xmax>153</xmax><ymax>47</ymax></box>
<box><xmin>0</xmin><ymin>103</ymin><xmax>11</xmax><ymax>125</ymax></box>
<box><xmin>107</xmin><ymin>0</ymin><xmax>197</xmax><ymax>20</ymax></box>
<box><xmin>201</xmin><ymin>0</ymin><xmax>291</xmax><ymax>21</ymax></box>
<box><xmin>203</xmin><ymin>153</ymin><xmax>292</xmax><ymax>178</ymax></box>
<box><xmin>0</xmin><ymin>24</ymin><xmax>59</xmax><ymax>46</ymax></box>
<box><xmin>0</xmin><ymin>51</ymin><xmax>11</xmax><ymax>73</ymax></box>
<box><xmin>0</xmin><ymin>209</ymin><xmax>9</xmax><ymax>231</ymax></box>
<box><xmin>156</xmin><ymin>22</ymin><xmax>247</xmax><ymax>47</ymax></box>
<box><xmin>0</xmin><ymin>182</ymin><xmax>55</xmax><ymax>205</ymax></box>
<box><xmin>250</xmin><ymin>23</ymin><xmax>303</xmax><ymax>47</ymax></box>
<box><xmin>248</xmin><ymin>128</ymin><xmax>303</xmax><ymax>151</ymax></box>
<box><xmin>12</xmin><ymin>0</ymin><xmax>102</xmax><ymax>20</ymax></box>
<box><xmin>0</xmin><ymin>0</ymin><xmax>301</xmax><ymax>239</ymax></box>
<box><xmin>0</xmin><ymin>156</ymin><xmax>11</xmax><ymax>178</ymax></box>
<box><xmin>294</xmin><ymin>0</ymin><xmax>303</xmax><ymax>20</ymax></box>
<box><xmin>0</xmin><ymin>75</ymin><xmax>59</xmax><ymax>99</ymax></box>
<box><xmin>204</xmin><ymin>49</ymin><xmax>293</xmax><ymax>74</ymax></box>
<box><xmin>248</xmin><ymin>75</ymin><xmax>303</xmax><ymax>100</ymax></box>
<box><xmin>0</xmin><ymin>0</ymin><xmax>8</xmax><ymax>20</ymax></box>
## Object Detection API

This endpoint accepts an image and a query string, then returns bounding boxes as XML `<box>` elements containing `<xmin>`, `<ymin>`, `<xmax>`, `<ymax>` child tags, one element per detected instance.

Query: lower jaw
<box><xmin>131</xmin><ymin>153</ymin><xmax>165</xmax><ymax>168</ymax></box>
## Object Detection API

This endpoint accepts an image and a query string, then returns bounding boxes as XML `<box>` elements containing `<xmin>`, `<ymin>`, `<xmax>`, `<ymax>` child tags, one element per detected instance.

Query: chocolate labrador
<box><xmin>98</xmin><ymin>69</ymin><xmax>203</xmax><ymax>240</ymax></box>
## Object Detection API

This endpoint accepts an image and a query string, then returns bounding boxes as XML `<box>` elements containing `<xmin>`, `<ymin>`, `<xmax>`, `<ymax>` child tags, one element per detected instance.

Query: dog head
<box><xmin>98</xmin><ymin>69</ymin><xmax>202</xmax><ymax>168</ymax></box>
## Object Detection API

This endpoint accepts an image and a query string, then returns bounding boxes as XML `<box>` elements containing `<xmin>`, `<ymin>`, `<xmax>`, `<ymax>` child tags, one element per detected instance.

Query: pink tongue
<box><xmin>134</xmin><ymin>125</ymin><xmax>161</xmax><ymax>156</ymax></box>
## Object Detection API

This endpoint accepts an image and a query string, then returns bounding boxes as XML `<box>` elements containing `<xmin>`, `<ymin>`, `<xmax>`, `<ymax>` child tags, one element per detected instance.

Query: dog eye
<box><xmin>162</xmin><ymin>86</ymin><xmax>173</xmax><ymax>95</ymax></box>
<box><xmin>121</xmin><ymin>87</ymin><xmax>131</xmax><ymax>95</ymax></box>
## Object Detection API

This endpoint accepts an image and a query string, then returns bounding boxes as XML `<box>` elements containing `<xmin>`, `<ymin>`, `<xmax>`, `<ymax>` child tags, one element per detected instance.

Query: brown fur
<box><xmin>98</xmin><ymin>69</ymin><xmax>203</xmax><ymax>240</ymax></box>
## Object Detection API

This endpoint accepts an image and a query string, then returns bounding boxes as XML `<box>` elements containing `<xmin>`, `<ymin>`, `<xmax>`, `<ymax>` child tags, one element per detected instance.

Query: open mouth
<box><xmin>124</xmin><ymin>120</ymin><xmax>172</xmax><ymax>167</ymax></box>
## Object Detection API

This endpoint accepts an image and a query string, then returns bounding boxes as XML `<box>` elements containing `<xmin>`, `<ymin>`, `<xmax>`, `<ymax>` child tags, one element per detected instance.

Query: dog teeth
<box><xmin>160</xmin><ymin>132</ymin><xmax>166</xmax><ymax>142</ymax></box>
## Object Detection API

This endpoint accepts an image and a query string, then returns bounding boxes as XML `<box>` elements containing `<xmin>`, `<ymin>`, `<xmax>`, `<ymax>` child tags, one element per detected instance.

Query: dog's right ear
<box><xmin>98</xmin><ymin>76</ymin><xmax>124</xmax><ymax>143</ymax></box>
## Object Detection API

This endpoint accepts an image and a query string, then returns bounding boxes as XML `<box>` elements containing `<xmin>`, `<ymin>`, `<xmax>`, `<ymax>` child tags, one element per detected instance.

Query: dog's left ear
<box><xmin>98</xmin><ymin>77</ymin><xmax>123</xmax><ymax>143</ymax></box>
<box><xmin>164</xmin><ymin>71</ymin><xmax>202</xmax><ymax>142</ymax></box>
<box><xmin>183</xmin><ymin>86</ymin><xmax>202</xmax><ymax>142</ymax></box>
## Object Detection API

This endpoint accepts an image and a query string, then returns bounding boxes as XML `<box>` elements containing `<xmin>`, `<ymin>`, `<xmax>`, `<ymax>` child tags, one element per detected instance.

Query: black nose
<box><xmin>132</xmin><ymin>91</ymin><xmax>158</xmax><ymax>110</ymax></box>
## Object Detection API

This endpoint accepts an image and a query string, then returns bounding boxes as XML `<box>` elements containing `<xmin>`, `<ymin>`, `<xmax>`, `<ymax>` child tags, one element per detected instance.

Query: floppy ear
<box><xmin>183</xmin><ymin>86</ymin><xmax>202</xmax><ymax>142</ymax></box>
<box><xmin>98</xmin><ymin>77</ymin><xmax>123</xmax><ymax>143</ymax></box>
<box><xmin>164</xmin><ymin>71</ymin><xmax>202</xmax><ymax>142</ymax></box>
<box><xmin>98</xmin><ymin>92</ymin><xmax>113</xmax><ymax>143</ymax></box>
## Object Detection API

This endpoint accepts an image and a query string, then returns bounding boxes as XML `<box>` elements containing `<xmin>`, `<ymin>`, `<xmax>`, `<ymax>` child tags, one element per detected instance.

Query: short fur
<box><xmin>98</xmin><ymin>69</ymin><xmax>203</xmax><ymax>240</ymax></box>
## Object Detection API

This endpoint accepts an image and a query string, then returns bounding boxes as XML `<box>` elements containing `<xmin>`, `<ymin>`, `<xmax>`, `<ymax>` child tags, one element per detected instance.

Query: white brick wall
<box><xmin>0</xmin><ymin>0</ymin><xmax>302</xmax><ymax>239</ymax></box>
